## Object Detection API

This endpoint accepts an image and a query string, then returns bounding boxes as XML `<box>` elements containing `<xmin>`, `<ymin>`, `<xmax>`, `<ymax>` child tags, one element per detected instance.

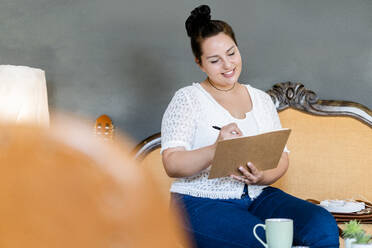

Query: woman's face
<box><xmin>198</xmin><ymin>32</ymin><xmax>242</xmax><ymax>87</ymax></box>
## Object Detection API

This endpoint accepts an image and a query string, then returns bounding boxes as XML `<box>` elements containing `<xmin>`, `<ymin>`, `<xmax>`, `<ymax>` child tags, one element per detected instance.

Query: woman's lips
<box><xmin>222</xmin><ymin>68</ymin><xmax>235</xmax><ymax>78</ymax></box>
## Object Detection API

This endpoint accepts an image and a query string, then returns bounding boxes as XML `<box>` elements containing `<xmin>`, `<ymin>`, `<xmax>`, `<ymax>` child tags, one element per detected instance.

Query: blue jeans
<box><xmin>171</xmin><ymin>187</ymin><xmax>339</xmax><ymax>248</ymax></box>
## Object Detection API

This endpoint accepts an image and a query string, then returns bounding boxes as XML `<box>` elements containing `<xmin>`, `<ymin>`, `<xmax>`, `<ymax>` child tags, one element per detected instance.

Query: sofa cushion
<box><xmin>272</xmin><ymin>109</ymin><xmax>372</xmax><ymax>201</ymax></box>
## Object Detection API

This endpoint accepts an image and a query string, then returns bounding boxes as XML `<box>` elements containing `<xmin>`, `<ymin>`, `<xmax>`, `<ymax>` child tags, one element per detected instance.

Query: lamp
<box><xmin>0</xmin><ymin>65</ymin><xmax>49</xmax><ymax>127</ymax></box>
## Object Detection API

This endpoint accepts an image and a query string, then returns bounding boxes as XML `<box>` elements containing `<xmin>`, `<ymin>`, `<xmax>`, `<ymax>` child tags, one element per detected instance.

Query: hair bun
<box><xmin>185</xmin><ymin>5</ymin><xmax>211</xmax><ymax>37</ymax></box>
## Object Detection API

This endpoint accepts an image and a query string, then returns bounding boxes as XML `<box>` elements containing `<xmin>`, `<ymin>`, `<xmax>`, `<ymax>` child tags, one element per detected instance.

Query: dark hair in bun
<box><xmin>185</xmin><ymin>5</ymin><xmax>211</xmax><ymax>37</ymax></box>
<box><xmin>185</xmin><ymin>5</ymin><xmax>237</xmax><ymax>64</ymax></box>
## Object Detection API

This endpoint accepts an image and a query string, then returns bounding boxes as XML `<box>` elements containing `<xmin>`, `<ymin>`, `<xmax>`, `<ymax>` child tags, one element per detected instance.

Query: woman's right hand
<box><xmin>215</xmin><ymin>123</ymin><xmax>243</xmax><ymax>144</ymax></box>
<box><xmin>162</xmin><ymin>123</ymin><xmax>243</xmax><ymax>178</ymax></box>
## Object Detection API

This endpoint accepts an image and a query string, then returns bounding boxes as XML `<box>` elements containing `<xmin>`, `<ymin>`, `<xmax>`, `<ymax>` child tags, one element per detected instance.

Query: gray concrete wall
<box><xmin>1</xmin><ymin>0</ymin><xmax>371</xmax><ymax>143</ymax></box>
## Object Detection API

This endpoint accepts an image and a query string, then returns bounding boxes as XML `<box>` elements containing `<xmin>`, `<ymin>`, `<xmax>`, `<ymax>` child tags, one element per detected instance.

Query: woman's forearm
<box><xmin>162</xmin><ymin>123</ymin><xmax>243</xmax><ymax>178</ymax></box>
<box><xmin>259</xmin><ymin>152</ymin><xmax>289</xmax><ymax>185</ymax></box>
<box><xmin>162</xmin><ymin>145</ymin><xmax>216</xmax><ymax>178</ymax></box>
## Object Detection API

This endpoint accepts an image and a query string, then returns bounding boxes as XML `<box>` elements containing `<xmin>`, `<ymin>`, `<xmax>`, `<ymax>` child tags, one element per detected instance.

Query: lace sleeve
<box><xmin>160</xmin><ymin>89</ymin><xmax>197</xmax><ymax>153</ymax></box>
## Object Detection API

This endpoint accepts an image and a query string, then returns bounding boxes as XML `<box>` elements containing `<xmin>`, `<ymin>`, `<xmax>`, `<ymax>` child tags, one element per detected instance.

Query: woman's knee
<box><xmin>298</xmin><ymin>205</ymin><xmax>339</xmax><ymax>247</ymax></box>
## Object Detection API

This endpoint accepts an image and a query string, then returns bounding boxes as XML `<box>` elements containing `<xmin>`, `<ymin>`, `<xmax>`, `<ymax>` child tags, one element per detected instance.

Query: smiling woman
<box><xmin>200</xmin><ymin>33</ymin><xmax>242</xmax><ymax>92</ymax></box>
<box><xmin>159</xmin><ymin>4</ymin><xmax>340</xmax><ymax>248</ymax></box>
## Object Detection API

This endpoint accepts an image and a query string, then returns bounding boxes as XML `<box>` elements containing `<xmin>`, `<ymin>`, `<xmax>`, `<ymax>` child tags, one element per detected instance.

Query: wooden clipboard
<box><xmin>208</xmin><ymin>128</ymin><xmax>291</xmax><ymax>179</ymax></box>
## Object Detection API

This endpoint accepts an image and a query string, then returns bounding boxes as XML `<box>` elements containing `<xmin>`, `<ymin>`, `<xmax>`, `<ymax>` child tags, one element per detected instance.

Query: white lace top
<box><xmin>161</xmin><ymin>83</ymin><xmax>288</xmax><ymax>199</ymax></box>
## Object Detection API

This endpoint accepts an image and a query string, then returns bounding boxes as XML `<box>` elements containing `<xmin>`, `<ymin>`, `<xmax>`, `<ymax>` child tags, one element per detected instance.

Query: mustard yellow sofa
<box><xmin>134</xmin><ymin>82</ymin><xmax>372</xmax><ymax>245</ymax></box>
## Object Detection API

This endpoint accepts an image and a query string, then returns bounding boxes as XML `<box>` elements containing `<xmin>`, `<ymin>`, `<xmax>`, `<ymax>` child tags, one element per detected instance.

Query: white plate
<box><xmin>319</xmin><ymin>200</ymin><xmax>365</xmax><ymax>213</ymax></box>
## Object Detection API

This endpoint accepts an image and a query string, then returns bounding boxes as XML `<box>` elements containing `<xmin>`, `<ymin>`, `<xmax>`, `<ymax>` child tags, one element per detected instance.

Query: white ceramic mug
<box><xmin>253</xmin><ymin>218</ymin><xmax>293</xmax><ymax>248</ymax></box>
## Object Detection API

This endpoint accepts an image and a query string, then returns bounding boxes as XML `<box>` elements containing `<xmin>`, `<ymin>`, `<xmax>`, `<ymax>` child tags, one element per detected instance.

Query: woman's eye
<box><xmin>228</xmin><ymin>52</ymin><xmax>235</xmax><ymax>56</ymax></box>
<box><xmin>210</xmin><ymin>60</ymin><xmax>219</xmax><ymax>64</ymax></box>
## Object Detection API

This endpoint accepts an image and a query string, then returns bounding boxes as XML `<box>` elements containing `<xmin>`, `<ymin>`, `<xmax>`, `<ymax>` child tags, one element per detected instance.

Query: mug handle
<box><xmin>253</xmin><ymin>224</ymin><xmax>267</xmax><ymax>248</ymax></box>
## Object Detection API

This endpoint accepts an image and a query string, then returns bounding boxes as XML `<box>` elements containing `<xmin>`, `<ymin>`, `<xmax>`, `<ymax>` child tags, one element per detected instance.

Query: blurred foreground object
<box><xmin>0</xmin><ymin>116</ymin><xmax>189</xmax><ymax>248</ymax></box>
<box><xmin>0</xmin><ymin>65</ymin><xmax>49</xmax><ymax>126</ymax></box>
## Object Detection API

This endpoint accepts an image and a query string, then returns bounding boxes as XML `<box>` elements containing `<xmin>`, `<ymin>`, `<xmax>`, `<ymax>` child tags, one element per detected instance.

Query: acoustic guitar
<box><xmin>94</xmin><ymin>114</ymin><xmax>114</xmax><ymax>141</ymax></box>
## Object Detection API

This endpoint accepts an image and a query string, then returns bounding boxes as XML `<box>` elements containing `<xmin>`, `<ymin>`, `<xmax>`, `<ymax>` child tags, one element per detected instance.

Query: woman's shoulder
<box><xmin>175</xmin><ymin>82</ymin><xmax>201</xmax><ymax>93</ymax></box>
<box><xmin>172</xmin><ymin>82</ymin><xmax>204</xmax><ymax>100</ymax></box>
<box><xmin>164</xmin><ymin>83</ymin><xmax>204</xmax><ymax>117</ymax></box>
<box><xmin>243</xmin><ymin>84</ymin><xmax>278</xmax><ymax>120</ymax></box>
<box><xmin>243</xmin><ymin>84</ymin><xmax>271</xmax><ymax>100</ymax></box>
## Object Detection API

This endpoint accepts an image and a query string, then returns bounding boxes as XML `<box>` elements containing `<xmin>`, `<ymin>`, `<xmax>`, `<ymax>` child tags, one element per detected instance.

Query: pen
<box><xmin>212</xmin><ymin>125</ymin><xmax>237</xmax><ymax>135</ymax></box>
<box><xmin>212</xmin><ymin>126</ymin><xmax>221</xmax><ymax>130</ymax></box>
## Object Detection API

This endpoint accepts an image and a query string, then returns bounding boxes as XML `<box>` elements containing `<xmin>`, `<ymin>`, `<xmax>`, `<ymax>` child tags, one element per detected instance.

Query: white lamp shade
<box><xmin>0</xmin><ymin>65</ymin><xmax>49</xmax><ymax>126</ymax></box>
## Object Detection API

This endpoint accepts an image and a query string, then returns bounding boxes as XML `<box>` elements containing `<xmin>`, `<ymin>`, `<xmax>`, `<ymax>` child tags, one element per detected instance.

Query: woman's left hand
<box><xmin>230</xmin><ymin>162</ymin><xmax>264</xmax><ymax>185</ymax></box>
